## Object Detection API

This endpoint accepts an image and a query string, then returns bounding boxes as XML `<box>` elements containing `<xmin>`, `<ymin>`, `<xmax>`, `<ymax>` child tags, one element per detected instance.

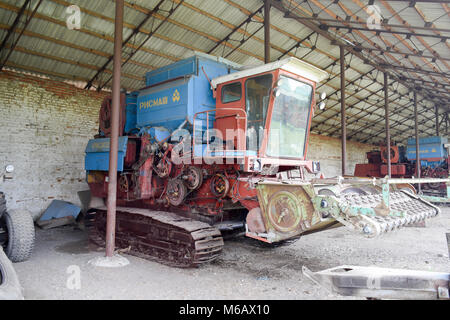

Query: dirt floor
<box><xmin>13</xmin><ymin>207</ymin><xmax>450</xmax><ymax>300</ymax></box>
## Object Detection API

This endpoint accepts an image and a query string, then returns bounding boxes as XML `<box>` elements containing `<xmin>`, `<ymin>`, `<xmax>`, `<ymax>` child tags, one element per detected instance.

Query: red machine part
<box><xmin>354</xmin><ymin>147</ymin><xmax>403</xmax><ymax>178</ymax></box>
<box><xmin>124</xmin><ymin>140</ymin><xmax>137</xmax><ymax>168</ymax></box>
<box><xmin>99</xmin><ymin>93</ymin><xmax>126</xmax><ymax>137</ymax></box>
<box><xmin>366</xmin><ymin>151</ymin><xmax>381</xmax><ymax>164</ymax></box>
<box><xmin>354</xmin><ymin>163</ymin><xmax>382</xmax><ymax>178</ymax></box>
<box><xmin>380</xmin><ymin>145</ymin><xmax>399</xmax><ymax>164</ymax></box>
<box><xmin>381</xmin><ymin>164</ymin><xmax>406</xmax><ymax>177</ymax></box>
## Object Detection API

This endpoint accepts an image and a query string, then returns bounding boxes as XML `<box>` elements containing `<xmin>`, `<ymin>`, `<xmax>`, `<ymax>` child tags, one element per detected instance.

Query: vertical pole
<box><xmin>384</xmin><ymin>73</ymin><xmax>391</xmax><ymax>178</ymax></box>
<box><xmin>264</xmin><ymin>0</ymin><xmax>270</xmax><ymax>64</ymax></box>
<box><xmin>445</xmin><ymin>113</ymin><xmax>448</xmax><ymax>135</ymax></box>
<box><xmin>434</xmin><ymin>105</ymin><xmax>439</xmax><ymax>136</ymax></box>
<box><xmin>105</xmin><ymin>0</ymin><xmax>124</xmax><ymax>258</ymax></box>
<box><xmin>340</xmin><ymin>45</ymin><xmax>346</xmax><ymax>176</ymax></box>
<box><xmin>414</xmin><ymin>91</ymin><xmax>421</xmax><ymax>193</ymax></box>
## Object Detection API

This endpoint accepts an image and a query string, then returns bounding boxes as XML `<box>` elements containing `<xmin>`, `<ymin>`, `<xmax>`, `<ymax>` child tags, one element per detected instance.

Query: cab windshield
<box><xmin>266</xmin><ymin>76</ymin><xmax>313</xmax><ymax>158</ymax></box>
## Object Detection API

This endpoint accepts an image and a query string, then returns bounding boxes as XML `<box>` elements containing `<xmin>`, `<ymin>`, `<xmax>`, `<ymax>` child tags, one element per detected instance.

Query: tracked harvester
<box><xmin>84</xmin><ymin>53</ymin><xmax>446</xmax><ymax>267</ymax></box>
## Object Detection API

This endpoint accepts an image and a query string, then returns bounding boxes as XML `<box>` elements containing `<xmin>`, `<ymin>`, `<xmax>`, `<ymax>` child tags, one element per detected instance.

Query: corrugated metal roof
<box><xmin>0</xmin><ymin>0</ymin><xmax>448</xmax><ymax>144</ymax></box>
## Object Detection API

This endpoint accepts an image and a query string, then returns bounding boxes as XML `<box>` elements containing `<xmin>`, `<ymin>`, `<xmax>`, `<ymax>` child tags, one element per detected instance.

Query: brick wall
<box><xmin>0</xmin><ymin>71</ymin><xmax>375</xmax><ymax>219</ymax></box>
<box><xmin>0</xmin><ymin>71</ymin><xmax>107</xmax><ymax>219</ymax></box>
<box><xmin>308</xmin><ymin>133</ymin><xmax>375</xmax><ymax>177</ymax></box>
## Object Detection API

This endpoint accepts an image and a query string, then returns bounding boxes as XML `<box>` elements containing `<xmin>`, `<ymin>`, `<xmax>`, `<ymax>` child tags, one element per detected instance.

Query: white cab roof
<box><xmin>211</xmin><ymin>57</ymin><xmax>328</xmax><ymax>88</ymax></box>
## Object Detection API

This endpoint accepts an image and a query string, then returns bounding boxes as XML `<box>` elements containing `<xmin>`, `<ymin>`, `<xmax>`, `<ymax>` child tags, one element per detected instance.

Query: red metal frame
<box><xmin>212</xmin><ymin>68</ymin><xmax>317</xmax><ymax>172</ymax></box>
<box><xmin>192</xmin><ymin>108</ymin><xmax>248</xmax><ymax>159</ymax></box>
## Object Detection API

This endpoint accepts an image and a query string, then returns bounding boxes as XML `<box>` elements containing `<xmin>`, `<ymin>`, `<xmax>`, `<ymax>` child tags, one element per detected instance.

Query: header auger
<box><xmin>84</xmin><ymin>53</ymin><xmax>447</xmax><ymax>267</ymax></box>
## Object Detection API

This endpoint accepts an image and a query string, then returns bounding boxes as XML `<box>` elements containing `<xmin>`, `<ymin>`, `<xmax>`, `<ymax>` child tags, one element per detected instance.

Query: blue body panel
<box><xmin>39</xmin><ymin>200</ymin><xmax>80</xmax><ymax>222</ymax></box>
<box><xmin>137</xmin><ymin>55</ymin><xmax>238</xmax><ymax>132</ymax></box>
<box><xmin>406</xmin><ymin>136</ymin><xmax>448</xmax><ymax>162</ymax></box>
<box><xmin>85</xmin><ymin>137</ymin><xmax>128</xmax><ymax>171</ymax></box>
<box><xmin>407</xmin><ymin>136</ymin><xmax>446</xmax><ymax>145</ymax></box>
<box><xmin>84</xmin><ymin>55</ymin><xmax>242</xmax><ymax>174</ymax></box>
<box><xmin>138</xmin><ymin>126</ymin><xmax>171</xmax><ymax>143</ymax></box>
<box><xmin>124</xmin><ymin>91</ymin><xmax>138</xmax><ymax>134</ymax></box>
<box><xmin>145</xmin><ymin>56</ymin><xmax>198</xmax><ymax>86</ymax></box>
<box><xmin>137</xmin><ymin>78</ymin><xmax>192</xmax><ymax>131</ymax></box>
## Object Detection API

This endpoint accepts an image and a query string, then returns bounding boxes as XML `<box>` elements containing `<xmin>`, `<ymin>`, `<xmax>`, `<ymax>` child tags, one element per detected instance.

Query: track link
<box><xmin>86</xmin><ymin>207</ymin><xmax>224</xmax><ymax>268</ymax></box>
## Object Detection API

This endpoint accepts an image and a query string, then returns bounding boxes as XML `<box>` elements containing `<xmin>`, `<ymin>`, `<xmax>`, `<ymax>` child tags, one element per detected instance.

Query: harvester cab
<box><xmin>193</xmin><ymin>57</ymin><xmax>327</xmax><ymax>175</ymax></box>
<box><xmin>84</xmin><ymin>53</ymin><xmax>446</xmax><ymax>267</ymax></box>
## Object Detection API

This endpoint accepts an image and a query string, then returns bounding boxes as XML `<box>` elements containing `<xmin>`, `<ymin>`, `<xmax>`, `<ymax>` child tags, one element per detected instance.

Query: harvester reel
<box><xmin>167</xmin><ymin>179</ymin><xmax>187</xmax><ymax>206</ymax></box>
<box><xmin>341</xmin><ymin>187</ymin><xmax>367</xmax><ymax>195</ymax></box>
<box><xmin>184</xmin><ymin>166</ymin><xmax>203</xmax><ymax>190</ymax></box>
<box><xmin>317</xmin><ymin>188</ymin><xmax>337</xmax><ymax>197</ymax></box>
<box><xmin>210</xmin><ymin>174</ymin><xmax>229</xmax><ymax>198</ymax></box>
<box><xmin>358</xmin><ymin>185</ymin><xmax>381</xmax><ymax>195</ymax></box>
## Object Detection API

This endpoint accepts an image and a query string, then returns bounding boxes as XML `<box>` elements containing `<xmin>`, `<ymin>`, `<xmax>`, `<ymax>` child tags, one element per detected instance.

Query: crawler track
<box><xmin>86</xmin><ymin>207</ymin><xmax>224</xmax><ymax>268</ymax></box>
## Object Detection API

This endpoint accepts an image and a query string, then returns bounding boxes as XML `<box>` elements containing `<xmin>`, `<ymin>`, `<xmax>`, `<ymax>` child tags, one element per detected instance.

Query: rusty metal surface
<box><xmin>247</xmin><ymin>176</ymin><xmax>443</xmax><ymax>242</ymax></box>
<box><xmin>86</xmin><ymin>207</ymin><xmax>224</xmax><ymax>268</ymax></box>
<box><xmin>246</xmin><ymin>207</ymin><xmax>266</xmax><ymax>233</ymax></box>
<box><xmin>105</xmin><ymin>0</ymin><xmax>124</xmax><ymax>258</ymax></box>
<box><xmin>303</xmin><ymin>265</ymin><xmax>450</xmax><ymax>300</ymax></box>
<box><xmin>340</xmin><ymin>45</ymin><xmax>346</xmax><ymax>176</ymax></box>
<box><xmin>384</xmin><ymin>72</ymin><xmax>391</xmax><ymax>178</ymax></box>
<box><xmin>254</xmin><ymin>182</ymin><xmax>334</xmax><ymax>242</ymax></box>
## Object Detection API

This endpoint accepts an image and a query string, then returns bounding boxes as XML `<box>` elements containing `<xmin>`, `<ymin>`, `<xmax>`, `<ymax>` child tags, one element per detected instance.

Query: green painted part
<box><xmin>391</xmin><ymin>210</ymin><xmax>405</xmax><ymax>217</ymax></box>
<box><xmin>348</xmin><ymin>207</ymin><xmax>376</xmax><ymax>216</ymax></box>
<box><xmin>314</xmin><ymin>195</ymin><xmax>342</xmax><ymax>219</ymax></box>
<box><xmin>382</xmin><ymin>183</ymin><xmax>390</xmax><ymax>208</ymax></box>
<box><xmin>419</xmin><ymin>195</ymin><xmax>450</xmax><ymax>203</ymax></box>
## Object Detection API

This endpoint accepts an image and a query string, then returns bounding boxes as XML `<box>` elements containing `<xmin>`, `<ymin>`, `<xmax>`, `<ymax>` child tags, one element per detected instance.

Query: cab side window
<box><xmin>221</xmin><ymin>82</ymin><xmax>242</xmax><ymax>103</ymax></box>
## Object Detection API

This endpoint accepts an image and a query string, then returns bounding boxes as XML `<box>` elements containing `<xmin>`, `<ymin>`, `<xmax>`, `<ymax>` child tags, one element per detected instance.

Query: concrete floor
<box><xmin>13</xmin><ymin>207</ymin><xmax>450</xmax><ymax>300</ymax></box>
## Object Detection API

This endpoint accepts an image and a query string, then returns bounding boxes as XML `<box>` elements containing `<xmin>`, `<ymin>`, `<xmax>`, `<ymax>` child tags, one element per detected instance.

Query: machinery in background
<box><xmin>303</xmin><ymin>265</ymin><xmax>449</xmax><ymax>300</ymax></box>
<box><xmin>84</xmin><ymin>53</ymin><xmax>443</xmax><ymax>268</ymax></box>
<box><xmin>355</xmin><ymin>137</ymin><xmax>449</xmax><ymax>197</ymax></box>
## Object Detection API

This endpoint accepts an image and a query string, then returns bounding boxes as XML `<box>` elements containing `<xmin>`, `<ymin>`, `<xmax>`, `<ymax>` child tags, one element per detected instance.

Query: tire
<box><xmin>0</xmin><ymin>247</ymin><xmax>23</xmax><ymax>300</ymax></box>
<box><xmin>0</xmin><ymin>192</ymin><xmax>6</xmax><ymax>219</ymax></box>
<box><xmin>1</xmin><ymin>210</ymin><xmax>35</xmax><ymax>263</ymax></box>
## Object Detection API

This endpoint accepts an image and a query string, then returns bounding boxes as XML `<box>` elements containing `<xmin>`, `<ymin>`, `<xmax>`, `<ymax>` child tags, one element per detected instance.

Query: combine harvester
<box><xmin>84</xmin><ymin>53</ymin><xmax>449</xmax><ymax>267</ymax></box>
<box><xmin>355</xmin><ymin>137</ymin><xmax>450</xmax><ymax>202</ymax></box>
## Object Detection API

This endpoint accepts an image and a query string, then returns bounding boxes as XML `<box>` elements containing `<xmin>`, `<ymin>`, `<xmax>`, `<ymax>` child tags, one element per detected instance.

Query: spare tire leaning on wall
<box><xmin>0</xmin><ymin>192</ymin><xmax>35</xmax><ymax>263</ymax></box>
<box><xmin>0</xmin><ymin>209</ymin><xmax>35</xmax><ymax>262</ymax></box>
<box><xmin>0</xmin><ymin>246</ymin><xmax>23</xmax><ymax>300</ymax></box>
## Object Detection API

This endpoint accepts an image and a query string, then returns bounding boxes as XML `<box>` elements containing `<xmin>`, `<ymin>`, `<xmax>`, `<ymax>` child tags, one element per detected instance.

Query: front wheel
<box><xmin>0</xmin><ymin>210</ymin><xmax>35</xmax><ymax>262</ymax></box>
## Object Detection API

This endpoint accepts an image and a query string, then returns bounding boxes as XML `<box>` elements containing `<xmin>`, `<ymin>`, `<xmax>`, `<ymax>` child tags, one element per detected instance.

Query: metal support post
<box><xmin>264</xmin><ymin>0</ymin><xmax>271</xmax><ymax>63</ymax></box>
<box><xmin>340</xmin><ymin>45</ymin><xmax>346</xmax><ymax>175</ymax></box>
<box><xmin>384</xmin><ymin>73</ymin><xmax>391</xmax><ymax>178</ymax></box>
<box><xmin>105</xmin><ymin>0</ymin><xmax>124</xmax><ymax>258</ymax></box>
